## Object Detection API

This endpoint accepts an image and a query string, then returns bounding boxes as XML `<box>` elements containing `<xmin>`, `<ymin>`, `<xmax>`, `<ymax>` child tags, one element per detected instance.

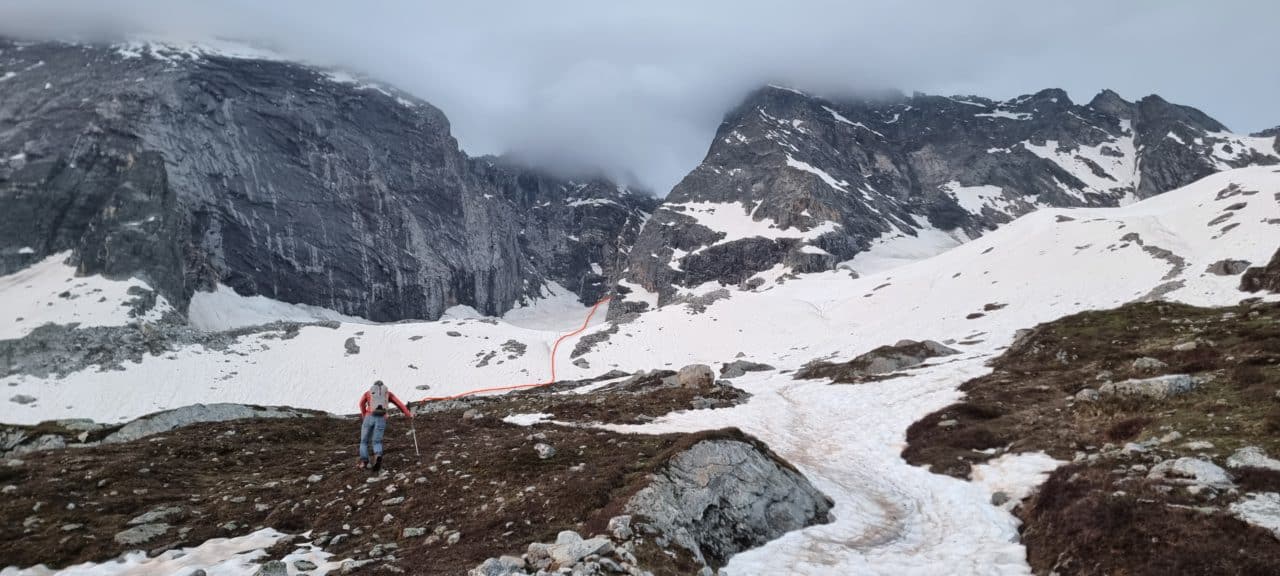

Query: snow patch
<box><xmin>842</xmin><ymin>224</ymin><xmax>969</xmax><ymax>276</ymax></box>
<box><xmin>0</xmin><ymin>252</ymin><xmax>173</xmax><ymax>340</ymax></box>
<box><xmin>503</xmin><ymin>281</ymin><xmax>605</xmax><ymax>331</ymax></box>
<box><xmin>502</xmin><ymin>412</ymin><xmax>553</xmax><ymax>426</ymax></box>
<box><xmin>188</xmin><ymin>284</ymin><xmax>369</xmax><ymax>331</ymax></box>
<box><xmin>3</xmin><ymin>528</ymin><xmax>339</xmax><ymax>576</ymax></box>
<box><xmin>970</xmin><ymin>452</ymin><xmax>1063</xmax><ymax>509</ymax></box>
<box><xmin>785</xmin><ymin>155</ymin><xmax>850</xmax><ymax>192</ymax></box>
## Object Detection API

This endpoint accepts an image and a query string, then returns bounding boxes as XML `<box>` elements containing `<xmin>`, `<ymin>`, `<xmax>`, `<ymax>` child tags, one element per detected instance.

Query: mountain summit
<box><xmin>615</xmin><ymin>85</ymin><xmax>1279</xmax><ymax>309</ymax></box>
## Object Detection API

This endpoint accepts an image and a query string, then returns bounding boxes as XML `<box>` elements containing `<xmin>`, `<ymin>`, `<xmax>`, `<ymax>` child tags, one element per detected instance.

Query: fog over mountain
<box><xmin>2</xmin><ymin>0</ymin><xmax>1276</xmax><ymax>193</ymax></box>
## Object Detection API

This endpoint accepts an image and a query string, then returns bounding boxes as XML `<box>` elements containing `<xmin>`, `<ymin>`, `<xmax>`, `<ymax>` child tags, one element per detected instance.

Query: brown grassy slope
<box><xmin>904</xmin><ymin>299</ymin><xmax>1280</xmax><ymax>575</ymax></box>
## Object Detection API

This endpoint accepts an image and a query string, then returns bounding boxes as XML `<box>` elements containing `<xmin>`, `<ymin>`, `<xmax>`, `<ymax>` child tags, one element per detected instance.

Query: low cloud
<box><xmin>2</xmin><ymin>1</ymin><xmax>1276</xmax><ymax>193</ymax></box>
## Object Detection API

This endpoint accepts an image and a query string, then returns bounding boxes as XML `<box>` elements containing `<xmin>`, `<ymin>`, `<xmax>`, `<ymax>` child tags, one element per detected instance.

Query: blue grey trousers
<box><xmin>359</xmin><ymin>414</ymin><xmax>387</xmax><ymax>461</ymax></box>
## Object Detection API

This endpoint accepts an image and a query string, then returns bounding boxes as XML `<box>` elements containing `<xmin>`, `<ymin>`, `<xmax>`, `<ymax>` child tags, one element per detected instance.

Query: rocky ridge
<box><xmin>617</xmin><ymin>86</ymin><xmax>1279</xmax><ymax>308</ymax></box>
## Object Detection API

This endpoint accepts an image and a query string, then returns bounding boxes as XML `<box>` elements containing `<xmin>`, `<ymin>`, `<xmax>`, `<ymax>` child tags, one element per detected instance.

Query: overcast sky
<box><xmin>2</xmin><ymin>1</ymin><xmax>1277</xmax><ymax>193</ymax></box>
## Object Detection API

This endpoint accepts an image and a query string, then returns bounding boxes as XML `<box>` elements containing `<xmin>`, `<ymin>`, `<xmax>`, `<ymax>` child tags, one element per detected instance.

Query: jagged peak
<box><xmin>1087</xmin><ymin>89</ymin><xmax>1135</xmax><ymax>118</ymax></box>
<box><xmin>1136</xmin><ymin>94</ymin><xmax>1229</xmax><ymax>132</ymax></box>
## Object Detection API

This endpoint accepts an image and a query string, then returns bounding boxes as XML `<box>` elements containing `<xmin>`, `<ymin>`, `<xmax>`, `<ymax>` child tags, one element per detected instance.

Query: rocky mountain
<box><xmin>0</xmin><ymin>39</ymin><xmax>656</xmax><ymax>322</ymax></box>
<box><xmin>617</xmin><ymin>85</ymin><xmax>1279</xmax><ymax>308</ymax></box>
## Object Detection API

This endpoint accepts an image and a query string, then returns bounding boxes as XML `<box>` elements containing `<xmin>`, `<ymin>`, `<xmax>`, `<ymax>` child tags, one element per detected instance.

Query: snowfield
<box><xmin>2</xmin><ymin>166</ymin><xmax>1279</xmax><ymax>574</ymax></box>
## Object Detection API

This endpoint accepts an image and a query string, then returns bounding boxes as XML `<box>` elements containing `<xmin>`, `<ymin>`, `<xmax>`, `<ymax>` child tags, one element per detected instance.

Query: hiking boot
<box><xmin>371</xmin><ymin>454</ymin><xmax>383</xmax><ymax>472</ymax></box>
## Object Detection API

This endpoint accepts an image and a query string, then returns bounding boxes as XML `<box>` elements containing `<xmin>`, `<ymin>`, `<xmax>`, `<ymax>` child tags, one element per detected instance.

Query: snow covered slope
<box><xmin>2</xmin><ymin>166</ymin><xmax>1277</xmax><ymax>573</ymax></box>
<box><xmin>0</xmin><ymin>253</ymin><xmax>173</xmax><ymax>340</ymax></box>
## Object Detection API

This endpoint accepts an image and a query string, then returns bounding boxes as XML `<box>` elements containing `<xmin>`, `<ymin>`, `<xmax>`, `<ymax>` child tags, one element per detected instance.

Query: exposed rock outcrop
<box><xmin>1240</xmin><ymin>247</ymin><xmax>1280</xmax><ymax>293</ymax></box>
<box><xmin>796</xmin><ymin>339</ymin><xmax>959</xmax><ymax>383</ymax></box>
<box><xmin>625</xmin><ymin>437</ymin><xmax>833</xmax><ymax>567</ymax></box>
<box><xmin>0</xmin><ymin>39</ymin><xmax>655</xmax><ymax>322</ymax></box>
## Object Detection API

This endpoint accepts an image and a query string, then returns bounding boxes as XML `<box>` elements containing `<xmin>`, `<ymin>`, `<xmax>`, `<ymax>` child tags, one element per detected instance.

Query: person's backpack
<box><xmin>369</xmin><ymin>383</ymin><xmax>390</xmax><ymax>417</ymax></box>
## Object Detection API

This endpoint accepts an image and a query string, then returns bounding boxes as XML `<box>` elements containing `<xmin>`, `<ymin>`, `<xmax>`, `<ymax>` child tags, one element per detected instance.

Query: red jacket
<box><xmin>359</xmin><ymin>389</ymin><xmax>412</xmax><ymax>418</ymax></box>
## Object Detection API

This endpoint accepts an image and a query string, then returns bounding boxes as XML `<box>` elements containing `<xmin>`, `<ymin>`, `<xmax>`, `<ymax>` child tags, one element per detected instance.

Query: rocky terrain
<box><xmin>616</xmin><ymin>85</ymin><xmax>1279</xmax><ymax>308</ymax></box>
<box><xmin>904</xmin><ymin>298</ymin><xmax>1280</xmax><ymax>575</ymax></box>
<box><xmin>0</xmin><ymin>369</ymin><xmax>830</xmax><ymax>575</ymax></box>
<box><xmin>0</xmin><ymin>39</ymin><xmax>656</xmax><ymax>322</ymax></box>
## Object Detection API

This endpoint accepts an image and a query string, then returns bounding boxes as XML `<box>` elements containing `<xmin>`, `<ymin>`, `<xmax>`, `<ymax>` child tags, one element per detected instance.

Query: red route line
<box><xmin>420</xmin><ymin>296</ymin><xmax>612</xmax><ymax>402</ymax></box>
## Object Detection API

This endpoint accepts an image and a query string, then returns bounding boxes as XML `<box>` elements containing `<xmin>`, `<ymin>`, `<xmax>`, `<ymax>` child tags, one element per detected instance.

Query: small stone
<box><xmin>534</xmin><ymin>443</ymin><xmax>556</xmax><ymax>459</ymax></box>
<box><xmin>446</xmin><ymin>531</ymin><xmax>461</xmax><ymax>546</ymax></box>
<box><xmin>1075</xmin><ymin>388</ymin><xmax>1101</xmax><ymax>402</ymax></box>
<box><xmin>382</xmin><ymin>496</ymin><xmax>405</xmax><ymax>506</ymax></box>
<box><xmin>344</xmin><ymin>337</ymin><xmax>361</xmax><ymax>355</ymax></box>
<box><xmin>402</xmin><ymin>527</ymin><xmax>426</xmax><ymax>538</ymax></box>
<box><xmin>1</xmin><ymin>485</ymin><xmax>15</xmax><ymax>494</ymax></box>
<box><xmin>463</xmin><ymin>409</ymin><xmax>481</xmax><ymax>421</ymax></box>
<box><xmin>1131</xmin><ymin>357</ymin><xmax>1167</xmax><ymax>372</ymax></box>
<box><xmin>1172</xmin><ymin>341</ymin><xmax>1199</xmax><ymax>352</ymax></box>
<box><xmin>1158</xmin><ymin>431</ymin><xmax>1183</xmax><ymax>444</ymax></box>
<box><xmin>61</xmin><ymin>523</ymin><xmax>83</xmax><ymax>531</ymax></box>
<box><xmin>307</xmin><ymin>474</ymin><xmax>323</xmax><ymax>483</ymax></box>
<box><xmin>937</xmin><ymin>419</ymin><xmax>958</xmax><ymax>428</ymax></box>
<box><xmin>607</xmin><ymin>515</ymin><xmax>633</xmax><ymax>540</ymax></box>
<box><xmin>294</xmin><ymin>559</ymin><xmax>318</xmax><ymax>572</ymax></box>
<box><xmin>991</xmin><ymin>492</ymin><xmax>1010</xmax><ymax>506</ymax></box>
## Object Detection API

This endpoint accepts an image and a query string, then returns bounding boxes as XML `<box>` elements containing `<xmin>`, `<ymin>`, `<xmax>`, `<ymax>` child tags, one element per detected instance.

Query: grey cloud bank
<box><xmin>1</xmin><ymin>0</ymin><xmax>1276</xmax><ymax>194</ymax></box>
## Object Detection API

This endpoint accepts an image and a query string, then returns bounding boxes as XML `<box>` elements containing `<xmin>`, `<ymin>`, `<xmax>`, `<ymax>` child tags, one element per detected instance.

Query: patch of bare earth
<box><xmin>904</xmin><ymin>299</ymin><xmax>1280</xmax><ymax>574</ymax></box>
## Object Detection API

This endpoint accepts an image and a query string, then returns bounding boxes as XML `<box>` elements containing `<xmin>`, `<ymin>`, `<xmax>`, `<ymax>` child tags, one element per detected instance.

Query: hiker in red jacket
<box><xmin>358</xmin><ymin>380</ymin><xmax>413</xmax><ymax>471</ymax></box>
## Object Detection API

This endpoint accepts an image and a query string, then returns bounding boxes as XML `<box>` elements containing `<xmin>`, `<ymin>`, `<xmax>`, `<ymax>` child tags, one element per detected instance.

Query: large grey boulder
<box><xmin>1099</xmin><ymin>374</ymin><xmax>1199</xmax><ymax>399</ymax></box>
<box><xmin>625</xmin><ymin>437</ymin><xmax>833</xmax><ymax>567</ymax></box>
<box><xmin>677</xmin><ymin>364</ymin><xmax>715</xmax><ymax>389</ymax></box>
<box><xmin>719</xmin><ymin>360</ymin><xmax>776</xmax><ymax>379</ymax></box>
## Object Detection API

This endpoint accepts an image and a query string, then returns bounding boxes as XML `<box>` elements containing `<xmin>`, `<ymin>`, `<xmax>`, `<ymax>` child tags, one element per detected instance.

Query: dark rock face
<box><xmin>619</xmin><ymin>85</ymin><xmax>1279</xmax><ymax>308</ymax></box>
<box><xmin>1240</xmin><ymin>247</ymin><xmax>1280</xmax><ymax>293</ymax></box>
<box><xmin>0</xmin><ymin>40</ymin><xmax>655</xmax><ymax>321</ymax></box>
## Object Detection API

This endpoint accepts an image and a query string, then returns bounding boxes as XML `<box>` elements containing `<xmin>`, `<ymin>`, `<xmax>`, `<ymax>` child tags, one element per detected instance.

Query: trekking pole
<box><xmin>410</xmin><ymin>419</ymin><xmax>421</xmax><ymax>458</ymax></box>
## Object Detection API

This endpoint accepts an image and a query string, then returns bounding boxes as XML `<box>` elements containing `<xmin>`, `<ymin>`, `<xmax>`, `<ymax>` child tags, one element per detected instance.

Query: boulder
<box><xmin>1130</xmin><ymin>357</ymin><xmax>1167</xmax><ymax>372</ymax></box>
<box><xmin>1074</xmin><ymin>388</ymin><xmax>1101</xmax><ymax>402</ymax></box>
<box><xmin>113</xmin><ymin>523</ymin><xmax>171</xmax><ymax>546</ymax></box>
<box><xmin>545</xmin><ymin>532</ymin><xmax>612</xmax><ymax>567</ymax></box>
<box><xmin>1229</xmin><ymin>492</ymin><xmax>1280</xmax><ymax>539</ymax></box>
<box><xmin>607</xmin><ymin>515</ymin><xmax>634</xmax><ymax>540</ymax></box>
<box><xmin>796</xmin><ymin>339</ymin><xmax>959</xmax><ymax>383</ymax></box>
<box><xmin>468</xmin><ymin>555</ymin><xmax>527</xmax><ymax>576</ymax></box>
<box><xmin>1147</xmin><ymin>457</ymin><xmax>1233</xmax><ymax>487</ymax></box>
<box><xmin>677</xmin><ymin>364</ymin><xmax>715</xmax><ymax>389</ymax></box>
<box><xmin>344</xmin><ymin>337</ymin><xmax>360</xmax><ymax>355</ymax></box>
<box><xmin>1206</xmin><ymin>259</ymin><xmax>1251</xmax><ymax>276</ymax></box>
<box><xmin>254</xmin><ymin>561</ymin><xmax>288</xmax><ymax>576</ymax></box>
<box><xmin>1227</xmin><ymin>446</ymin><xmax>1280</xmax><ymax>471</ymax></box>
<box><xmin>534</xmin><ymin>443</ymin><xmax>556</xmax><ymax>460</ymax></box>
<box><xmin>127</xmin><ymin>505</ymin><xmax>185</xmax><ymax>526</ymax></box>
<box><xmin>625</xmin><ymin>436</ymin><xmax>832</xmax><ymax>567</ymax></box>
<box><xmin>719</xmin><ymin>360</ymin><xmax>776</xmax><ymax>379</ymax></box>
<box><xmin>8</xmin><ymin>394</ymin><xmax>36</xmax><ymax>405</ymax></box>
<box><xmin>1098</xmin><ymin>374</ymin><xmax>1199</xmax><ymax>399</ymax></box>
